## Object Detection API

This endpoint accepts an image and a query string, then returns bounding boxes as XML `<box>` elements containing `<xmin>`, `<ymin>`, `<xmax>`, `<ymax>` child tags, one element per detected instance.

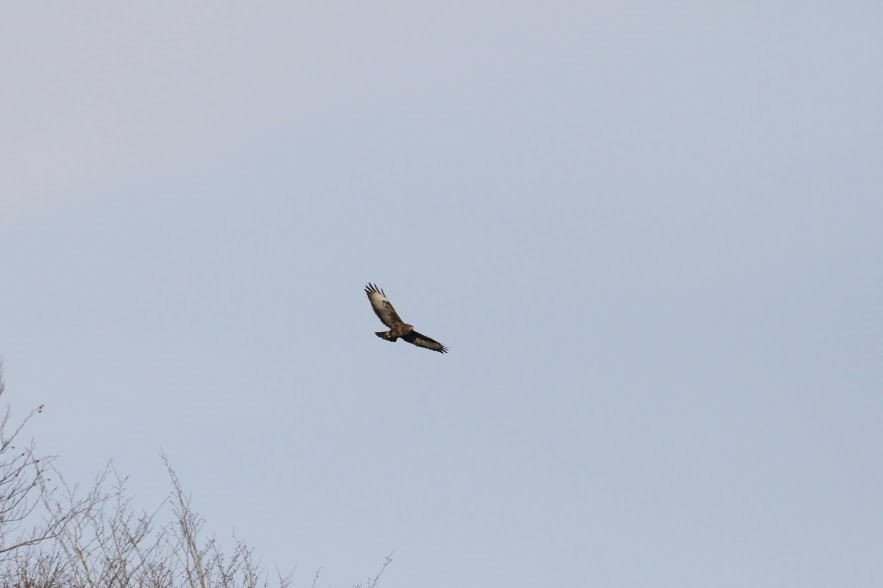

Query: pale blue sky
<box><xmin>2</xmin><ymin>2</ymin><xmax>882</xmax><ymax>586</ymax></box>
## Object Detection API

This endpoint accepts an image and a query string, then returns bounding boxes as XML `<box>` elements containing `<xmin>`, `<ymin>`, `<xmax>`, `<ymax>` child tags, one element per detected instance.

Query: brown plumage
<box><xmin>364</xmin><ymin>283</ymin><xmax>448</xmax><ymax>353</ymax></box>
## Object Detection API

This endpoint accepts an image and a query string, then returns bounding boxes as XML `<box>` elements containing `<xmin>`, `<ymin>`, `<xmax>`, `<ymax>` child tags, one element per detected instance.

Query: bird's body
<box><xmin>364</xmin><ymin>283</ymin><xmax>448</xmax><ymax>353</ymax></box>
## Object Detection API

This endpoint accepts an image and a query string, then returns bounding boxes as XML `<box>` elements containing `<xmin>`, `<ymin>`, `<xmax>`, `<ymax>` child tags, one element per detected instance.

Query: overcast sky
<box><xmin>2</xmin><ymin>2</ymin><xmax>882</xmax><ymax>586</ymax></box>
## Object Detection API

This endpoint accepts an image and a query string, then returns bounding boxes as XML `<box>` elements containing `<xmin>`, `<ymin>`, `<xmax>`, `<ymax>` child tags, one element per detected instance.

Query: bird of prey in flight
<box><xmin>364</xmin><ymin>283</ymin><xmax>448</xmax><ymax>353</ymax></box>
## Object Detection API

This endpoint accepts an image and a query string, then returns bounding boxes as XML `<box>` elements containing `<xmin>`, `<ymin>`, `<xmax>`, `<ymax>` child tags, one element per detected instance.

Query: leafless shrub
<box><xmin>0</xmin><ymin>362</ymin><xmax>392</xmax><ymax>588</ymax></box>
<box><xmin>0</xmin><ymin>361</ymin><xmax>92</xmax><ymax>564</ymax></box>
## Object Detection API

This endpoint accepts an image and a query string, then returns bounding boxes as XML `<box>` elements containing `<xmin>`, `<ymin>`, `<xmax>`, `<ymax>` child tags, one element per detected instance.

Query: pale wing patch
<box><xmin>365</xmin><ymin>283</ymin><xmax>403</xmax><ymax>328</ymax></box>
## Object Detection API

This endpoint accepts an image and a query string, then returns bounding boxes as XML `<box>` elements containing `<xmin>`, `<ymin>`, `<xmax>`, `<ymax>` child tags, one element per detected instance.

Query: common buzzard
<box><xmin>364</xmin><ymin>283</ymin><xmax>448</xmax><ymax>353</ymax></box>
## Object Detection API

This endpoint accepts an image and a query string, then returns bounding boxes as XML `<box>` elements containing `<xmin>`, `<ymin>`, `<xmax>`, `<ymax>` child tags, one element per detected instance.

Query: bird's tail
<box><xmin>375</xmin><ymin>331</ymin><xmax>396</xmax><ymax>342</ymax></box>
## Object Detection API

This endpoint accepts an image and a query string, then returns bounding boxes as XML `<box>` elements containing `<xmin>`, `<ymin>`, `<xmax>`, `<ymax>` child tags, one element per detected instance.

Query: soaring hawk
<box><xmin>364</xmin><ymin>283</ymin><xmax>448</xmax><ymax>353</ymax></box>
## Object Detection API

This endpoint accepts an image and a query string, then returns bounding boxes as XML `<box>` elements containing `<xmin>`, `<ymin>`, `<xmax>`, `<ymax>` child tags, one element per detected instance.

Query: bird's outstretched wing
<box><xmin>402</xmin><ymin>330</ymin><xmax>448</xmax><ymax>354</ymax></box>
<box><xmin>365</xmin><ymin>283</ymin><xmax>404</xmax><ymax>328</ymax></box>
